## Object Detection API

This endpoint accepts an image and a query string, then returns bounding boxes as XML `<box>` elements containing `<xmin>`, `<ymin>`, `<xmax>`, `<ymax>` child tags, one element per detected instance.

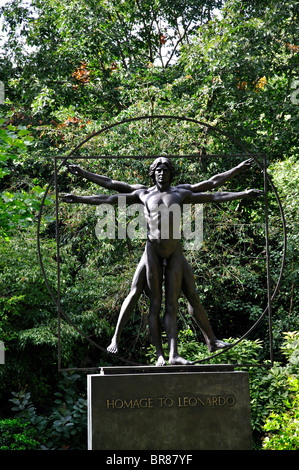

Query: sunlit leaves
<box><xmin>0</xmin><ymin>119</ymin><xmax>54</xmax><ymax>239</ymax></box>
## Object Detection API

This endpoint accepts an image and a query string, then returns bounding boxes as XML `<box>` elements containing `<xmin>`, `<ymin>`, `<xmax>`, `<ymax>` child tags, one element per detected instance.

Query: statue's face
<box><xmin>154</xmin><ymin>163</ymin><xmax>171</xmax><ymax>185</ymax></box>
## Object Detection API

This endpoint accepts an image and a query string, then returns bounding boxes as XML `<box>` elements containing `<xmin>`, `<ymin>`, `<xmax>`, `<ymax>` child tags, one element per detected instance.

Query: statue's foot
<box><xmin>107</xmin><ymin>339</ymin><xmax>118</xmax><ymax>354</ymax></box>
<box><xmin>208</xmin><ymin>339</ymin><xmax>231</xmax><ymax>352</ymax></box>
<box><xmin>156</xmin><ymin>355</ymin><xmax>166</xmax><ymax>366</ymax></box>
<box><xmin>169</xmin><ymin>355</ymin><xmax>193</xmax><ymax>366</ymax></box>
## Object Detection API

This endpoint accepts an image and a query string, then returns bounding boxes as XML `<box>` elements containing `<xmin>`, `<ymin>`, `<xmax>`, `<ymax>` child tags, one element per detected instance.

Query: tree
<box><xmin>177</xmin><ymin>0</ymin><xmax>298</xmax><ymax>157</ymax></box>
<box><xmin>0</xmin><ymin>114</ymin><xmax>54</xmax><ymax>240</ymax></box>
<box><xmin>0</xmin><ymin>0</ymin><xmax>298</xmax><ymax>449</ymax></box>
<box><xmin>0</xmin><ymin>0</ymin><xmax>223</xmax><ymax>118</ymax></box>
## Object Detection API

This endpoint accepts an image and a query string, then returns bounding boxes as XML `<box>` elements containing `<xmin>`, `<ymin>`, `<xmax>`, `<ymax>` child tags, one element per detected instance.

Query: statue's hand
<box><xmin>60</xmin><ymin>193</ymin><xmax>78</xmax><ymax>203</ymax></box>
<box><xmin>246</xmin><ymin>189</ymin><xmax>263</xmax><ymax>199</ymax></box>
<box><xmin>237</xmin><ymin>158</ymin><xmax>254</xmax><ymax>173</ymax></box>
<box><xmin>67</xmin><ymin>164</ymin><xmax>82</xmax><ymax>176</ymax></box>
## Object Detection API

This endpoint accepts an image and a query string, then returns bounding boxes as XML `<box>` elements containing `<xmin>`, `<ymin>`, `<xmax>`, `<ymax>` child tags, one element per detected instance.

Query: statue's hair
<box><xmin>148</xmin><ymin>157</ymin><xmax>175</xmax><ymax>183</ymax></box>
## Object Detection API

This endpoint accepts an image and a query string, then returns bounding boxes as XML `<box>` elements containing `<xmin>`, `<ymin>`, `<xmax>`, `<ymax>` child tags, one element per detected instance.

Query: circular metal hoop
<box><xmin>37</xmin><ymin>114</ymin><xmax>287</xmax><ymax>368</ymax></box>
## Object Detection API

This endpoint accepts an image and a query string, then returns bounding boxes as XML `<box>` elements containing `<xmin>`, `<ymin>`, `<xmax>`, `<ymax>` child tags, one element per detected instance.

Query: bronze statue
<box><xmin>61</xmin><ymin>158</ymin><xmax>262</xmax><ymax>365</ymax></box>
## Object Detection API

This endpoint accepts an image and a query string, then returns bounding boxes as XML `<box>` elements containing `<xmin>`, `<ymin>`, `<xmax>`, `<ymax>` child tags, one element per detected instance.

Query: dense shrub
<box><xmin>262</xmin><ymin>375</ymin><xmax>299</xmax><ymax>450</ymax></box>
<box><xmin>0</xmin><ymin>418</ymin><xmax>42</xmax><ymax>450</ymax></box>
<box><xmin>8</xmin><ymin>372</ymin><xmax>87</xmax><ymax>450</ymax></box>
<box><xmin>0</xmin><ymin>0</ymin><xmax>298</xmax><ymax>451</ymax></box>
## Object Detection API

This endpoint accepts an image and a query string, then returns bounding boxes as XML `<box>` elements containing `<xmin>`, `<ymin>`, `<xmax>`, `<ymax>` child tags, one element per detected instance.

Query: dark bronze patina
<box><xmin>37</xmin><ymin>115</ymin><xmax>287</xmax><ymax>370</ymax></box>
<box><xmin>61</xmin><ymin>158</ymin><xmax>262</xmax><ymax>366</ymax></box>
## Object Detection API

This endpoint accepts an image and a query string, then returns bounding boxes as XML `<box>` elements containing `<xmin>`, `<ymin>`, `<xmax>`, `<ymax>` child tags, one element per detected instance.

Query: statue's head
<box><xmin>148</xmin><ymin>157</ymin><xmax>175</xmax><ymax>184</ymax></box>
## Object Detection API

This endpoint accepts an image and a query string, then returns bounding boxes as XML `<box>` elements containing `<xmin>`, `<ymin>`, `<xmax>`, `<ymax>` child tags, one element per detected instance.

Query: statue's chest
<box><xmin>145</xmin><ymin>191</ymin><xmax>182</xmax><ymax>211</ymax></box>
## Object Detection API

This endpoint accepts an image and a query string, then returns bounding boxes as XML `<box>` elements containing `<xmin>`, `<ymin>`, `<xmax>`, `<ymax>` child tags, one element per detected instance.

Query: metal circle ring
<box><xmin>37</xmin><ymin>114</ymin><xmax>287</xmax><ymax>368</ymax></box>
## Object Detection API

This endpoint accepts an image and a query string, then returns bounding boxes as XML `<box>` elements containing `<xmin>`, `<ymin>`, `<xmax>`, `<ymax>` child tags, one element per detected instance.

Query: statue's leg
<box><xmin>164</xmin><ymin>247</ymin><xmax>193</xmax><ymax>365</ymax></box>
<box><xmin>107</xmin><ymin>252</ymin><xmax>146</xmax><ymax>354</ymax></box>
<box><xmin>181</xmin><ymin>255</ymin><xmax>231</xmax><ymax>352</ymax></box>
<box><xmin>145</xmin><ymin>242</ymin><xmax>165</xmax><ymax>366</ymax></box>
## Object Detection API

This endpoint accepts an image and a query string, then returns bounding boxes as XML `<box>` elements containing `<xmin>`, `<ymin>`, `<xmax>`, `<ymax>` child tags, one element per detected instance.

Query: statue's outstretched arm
<box><xmin>60</xmin><ymin>192</ymin><xmax>140</xmax><ymax>205</ymax></box>
<box><xmin>66</xmin><ymin>163</ymin><xmax>147</xmax><ymax>193</ymax></box>
<box><xmin>178</xmin><ymin>158</ymin><xmax>254</xmax><ymax>193</ymax></box>
<box><xmin>186</xmin><ymin>188</ymin><xmax>263</xmax><ymax>204</ymax></box>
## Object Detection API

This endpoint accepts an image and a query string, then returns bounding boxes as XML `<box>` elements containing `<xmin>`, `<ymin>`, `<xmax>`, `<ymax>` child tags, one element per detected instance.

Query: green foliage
<box><xmin>267</xmin><ymin>158</ymin><xmax>299</xmax><ymax>343</ymax></box>
<box><xmin>262</xmin><ymin>375</ymin><xmax>299</xmax><ymax>450</ymax></box>
<box><xmin>280</xmin><ymin>332</ymin><xmax>299</xmax><ymax>367</ymax></box>
<box><xmin>146</xmin><ymin>329</ymin><xmax>263</xmax><ymax>365</ymax></box>
<box><xmin>0</xmin><ymin>115</ymin><xmax>54</xmax><ymax>239</ymax></box>
<box><xmin>0</xmin><ymin>0</ymin><xmax>298</xmax><ymax>450</ymax></box>
<box><xmin>260</xmin><ymin>332</ymin><xmax>299</xmax><ymax>450</ymax></box>
<box><xmin>9</xmin><ymin>372</ymin><xmax>87</xmax><ymax>450</ymax></box>
<box><xmin>178</xmin><ymin>0</ymin><xmax>298</xmax><ymax>157</ymax></box>
<box><xmin>0</xmin><ymin>0</ymin><xmax>223</xmax><ymax>119</ymax></box>
<box><xmin>249</xmin><ymin>332</ymin><xmax>299</xmax><ymax>449</ymax></box>
<box><xmin>0</xmin><ymin>418</ymin><xmax>42</xmax><ymax>450</ymax></box>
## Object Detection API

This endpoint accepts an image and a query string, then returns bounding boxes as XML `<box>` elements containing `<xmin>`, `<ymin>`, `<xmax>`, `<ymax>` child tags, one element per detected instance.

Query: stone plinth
<box><xmin>88</xmin><ymin>365</ymin><xmax>252</xmax><ymax>450</ymax></box>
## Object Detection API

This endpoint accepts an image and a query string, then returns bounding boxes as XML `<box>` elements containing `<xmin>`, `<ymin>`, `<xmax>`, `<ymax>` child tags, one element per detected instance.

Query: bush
<box><xmin>262</xmin><ymin>375</ymin><xmax>299</xmax><ymax>450</ymax></box>
<box><xmin>9</xmin><ymin>372</ymin><xmax>87</xmax><ymax>450</ymax></box>
<box><xmin>0</xmin><ymin>418</ymin><xmax>42</xmax><ymax>450</ymax></box>
<box><xmin>146</xmin><ymin>329</ymin><xmax>263</xmax><ymax>365</ymax></box>
<box><xmin>260</xmin><ymin>332</ymin><xmax>299</xmax><ymax>450</ymax></box>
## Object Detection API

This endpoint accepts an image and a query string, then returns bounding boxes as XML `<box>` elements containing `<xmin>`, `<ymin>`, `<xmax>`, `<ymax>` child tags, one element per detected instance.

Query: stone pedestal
<box><xmin>87</xmin><ymin>365</ymin><xmax>252</xmax><ymax>450</ymax></box>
